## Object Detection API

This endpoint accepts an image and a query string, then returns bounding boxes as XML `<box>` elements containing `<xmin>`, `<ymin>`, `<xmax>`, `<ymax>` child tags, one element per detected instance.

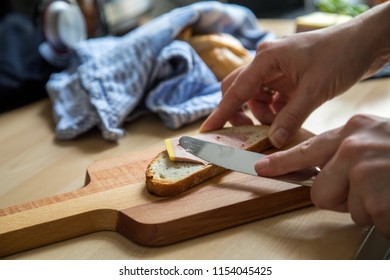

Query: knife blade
<box><xmin>179</xmin><ymin>136</ymin><xmax>317</xmax><ymax>187</ymax></box>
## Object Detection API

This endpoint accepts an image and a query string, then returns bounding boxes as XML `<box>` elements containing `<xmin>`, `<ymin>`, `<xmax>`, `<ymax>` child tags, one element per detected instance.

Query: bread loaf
<box><xmin>178</xmin><ymin>28</ymin><xmax>253</xmax><ymax>80</ymax></box>
<box><xmin>145</xmin><ymin>125</ymin><xmax>271</xmax><ymax>196</ymax></box>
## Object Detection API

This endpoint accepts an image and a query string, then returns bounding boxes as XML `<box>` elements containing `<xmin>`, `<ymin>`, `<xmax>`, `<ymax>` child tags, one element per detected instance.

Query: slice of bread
<box><xmin>145</xmin><ymin>125</ymin><xmax>271</xmax><ymax>196</ymax></box>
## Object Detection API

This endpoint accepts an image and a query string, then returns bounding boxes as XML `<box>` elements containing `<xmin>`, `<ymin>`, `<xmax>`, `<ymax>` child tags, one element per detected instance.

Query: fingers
<box><xmin>220</xmin><ymin>66</ymin><xmax>242</xmax><ymax>93</ymax></box>
<box><xmin>313</xmin><ymin>159</ymin><xmax>390</xmax><ymax>238</ymax></box>
<box><xmin>310</xmin><ymin>153</ymin><xmax>350</xmax><ymax>211</ymax></box>
<box><xmin>220</xmin><ymin>68</ymin><xmax>255</xmax><ymax>127</ymax></box>
<box><xmin>256</xmin><ymin>113</ymin><xmax>390</xmax><ymax>238</ymax></box>
<box><xmin>200</xmin><ymin>43</ymin><xmax>281</xmax><ymax>132</ymax></box>
<box><xmin>228</xmin><ymin>110</ymin><xmax>254</xmax><ymax>127</ymax></box>
<box><xmin>255</xmin><ymin>129</ymin><xmax>340</xmax><ymax>176</ymax></box>
<box><xmin>254</xmin><ymin>126</ymin><xmax>351</xmax><ymax>211</ymax></box>
<box><xmin>297</xmin><ymin>127</ymin><xmax>389</xmax><ymax>237</ymax></box>
<box><xmin>247</xmin><ymin>98</ymin><xmax>275</xmax><ymax>125</ymax></box>
<box><xmin>347</xmin><ymin>191</ymin><xmax>373</xmax><ymax>226</ymax></box>
<box><xmin>200</xmin><ymin>64</ymin><xmax>260</xmax><ymax>132</ymax></box>
<box><xmin>268</xmin><ymin>92</ymin><xmax>319</xmax><ymax>148</ymax></box>
<box><xmin>348</xmin><ymin>162</ymin><xmax>390</xmax><ymax>236</ymax></box>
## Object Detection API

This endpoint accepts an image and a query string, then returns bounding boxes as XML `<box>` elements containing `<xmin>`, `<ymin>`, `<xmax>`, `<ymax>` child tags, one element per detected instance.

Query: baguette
<box><xmin>145</xmin><ymin>125</ymin><xmax>271</xmax><ymax>196</ymax></box>
<box><xmin>177</xmin><ymin>27</ymin><xmax>253</xmax><ymax>80</ymax></box>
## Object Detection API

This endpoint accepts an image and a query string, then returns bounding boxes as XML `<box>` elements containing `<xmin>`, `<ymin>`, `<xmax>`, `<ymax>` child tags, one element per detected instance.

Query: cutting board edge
<box><xmin>117</xmin><ymin>186</ymin><xmax>313</xmax><ymax>247</ymax></box>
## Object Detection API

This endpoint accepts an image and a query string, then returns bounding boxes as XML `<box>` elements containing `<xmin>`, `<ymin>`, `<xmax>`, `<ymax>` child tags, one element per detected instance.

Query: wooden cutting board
<box><xmin>0</xmin><ymin>130</ymin><xmax>313</xmax><ymax>258</ymax></box>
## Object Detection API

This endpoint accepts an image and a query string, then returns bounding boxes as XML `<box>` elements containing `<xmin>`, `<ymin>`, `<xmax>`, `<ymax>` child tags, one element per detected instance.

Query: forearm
<box><xmin>357</xmin><ymin>2</ymin><xmax>390</xmax><ymax>72</ymax></box>
<box><xmin>361</xmin><ymin>2</ymin><xmax>390</xmax><ymax>49</ymax></box>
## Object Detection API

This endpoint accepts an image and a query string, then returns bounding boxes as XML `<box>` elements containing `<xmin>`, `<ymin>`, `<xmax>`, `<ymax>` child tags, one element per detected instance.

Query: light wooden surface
<box><xmin>0</xmin><ymin>129</ymin><xmax>314</xmax><ymax>257</ymax></box>
<box><xmin>1</xmin><ymin>20</ymin><xmax>390</xmax><ymax>260</ymax></box>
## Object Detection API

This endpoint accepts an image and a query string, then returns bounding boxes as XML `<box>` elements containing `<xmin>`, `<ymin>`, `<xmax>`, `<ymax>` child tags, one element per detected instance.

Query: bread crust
<box><xmin>177</xmin><ymin>28</ymin><xmax>253</xmax><ymax>80</ymax></box>
<box><xmin>145</xmin><ymin>151</ymin><xmax>226</xmax><ymax>196</ymax></box>
<box><xmin>145</xmin><ymin>125</ymin><xmax>272</xmax><ymax>197</ymax></box>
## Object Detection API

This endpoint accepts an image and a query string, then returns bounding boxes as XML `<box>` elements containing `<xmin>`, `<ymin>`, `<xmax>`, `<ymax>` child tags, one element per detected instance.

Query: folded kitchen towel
<box><xmin>46</xmin><ymin>1</ymin><xmax>273</xmax><ymax>141</ymax></box>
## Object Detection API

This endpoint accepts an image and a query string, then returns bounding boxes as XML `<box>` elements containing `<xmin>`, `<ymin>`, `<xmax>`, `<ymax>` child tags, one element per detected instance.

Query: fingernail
<box><xmin>271</xmin><ymin>128</ymin><xmax>289</xmax><ymax>148</ymax></box>
<box><xmin>255</xmin><ymin>158</ymin><xmax>270</xmax><ymax>174</ymax></box>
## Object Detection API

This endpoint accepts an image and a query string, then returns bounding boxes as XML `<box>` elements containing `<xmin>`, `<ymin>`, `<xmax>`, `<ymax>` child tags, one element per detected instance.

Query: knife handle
<box><xmin>290</xmin><ymin>177</ymin><xmax>315</xmax><ymax>187</ymax></box>
<box><xmin>271</xmin><ymin>167</ymin><xmax>319</xmax><ymax>187</ymax></box>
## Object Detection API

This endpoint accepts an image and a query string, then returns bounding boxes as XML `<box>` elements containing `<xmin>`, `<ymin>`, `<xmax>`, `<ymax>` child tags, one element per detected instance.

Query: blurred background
<box><xmin>0</xmin><ymin>0</ymin><xmax>387</xmax><ymax>113</ymax></box>
<box><xmin>152</xmin><ymin>0</ymin><xmax>315</xmax><ymax>18</ymax></box>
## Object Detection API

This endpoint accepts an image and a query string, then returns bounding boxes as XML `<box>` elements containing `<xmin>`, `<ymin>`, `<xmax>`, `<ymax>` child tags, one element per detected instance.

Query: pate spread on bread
<box><xmin>145</xmin><ymin>125</ymin><xmax>271</xmax><ymax>196</ymax></box>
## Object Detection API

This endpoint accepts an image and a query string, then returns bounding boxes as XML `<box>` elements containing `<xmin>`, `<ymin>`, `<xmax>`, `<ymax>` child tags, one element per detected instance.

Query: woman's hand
<box><xmin>255</xmin><ymin>114</ymin><xmax>390</xmax><ymax>238</ymax></box>
<box><xmin>201</xmin><ymin>3</ymin><xmax>390</xmax><ymax>148</ymax></box>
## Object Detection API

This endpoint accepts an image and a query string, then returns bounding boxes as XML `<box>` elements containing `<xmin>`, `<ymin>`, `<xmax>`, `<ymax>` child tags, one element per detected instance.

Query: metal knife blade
<box><xmin>179</xmin><ymin>136</ymin><xmax>316</xmax><ymax>187</ymax></box>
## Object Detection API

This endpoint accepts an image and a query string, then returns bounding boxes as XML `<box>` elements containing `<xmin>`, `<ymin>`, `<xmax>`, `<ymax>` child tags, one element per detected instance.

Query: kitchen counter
<box><xmin>1</xmin><ymin>19</ymin><xmax>390</xmax><ymax>260</ymax></box>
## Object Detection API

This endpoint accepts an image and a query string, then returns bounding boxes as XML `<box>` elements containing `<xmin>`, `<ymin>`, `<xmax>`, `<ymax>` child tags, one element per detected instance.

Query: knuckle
<box><xmin>345</xmin><ymin>114</ymin><xmax>375</xmax><ymax>130</ymax></box>
<box><xmin>349</xmin><ymin>163</ymin><xmax>367</xmax><ymax>183</ymax></box>
<box><xmin>268</xmin><ymin>152</ymin><xmax>282</xmax><ymax>168</ymax></box>
<box><xmin>338</xmin><ymin>136</ymin><xmax>362</xmax><ymax>157</ymax></box>
<box><xmin>281</xmin><ymin>107</ymin><xmax>306</xmax><ymax>130</ymax></box>
<box><xmin>299</xmin><ymin>137</ymin><xmax>312</xmax><ymax>156</ymax></box>
<box><xmin>298</xmin><ymin>138</ymin><xmax>314</xmax><ymax>165</ymax></box>
<box><xmin>266</xmin><ymin>151</ymin><xmax>288</xmax><ymax>174</ymax></box>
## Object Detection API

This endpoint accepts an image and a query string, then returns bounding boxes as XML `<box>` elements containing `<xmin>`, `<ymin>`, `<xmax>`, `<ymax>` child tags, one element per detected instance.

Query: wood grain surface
<box><xmin>0</xmin><ymin>131</ymin><xmax>312</xmax><ymax>257</ymax></box>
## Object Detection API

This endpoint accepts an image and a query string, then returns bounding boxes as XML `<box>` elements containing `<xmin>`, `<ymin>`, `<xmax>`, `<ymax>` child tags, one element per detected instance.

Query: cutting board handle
<box><xmin>0</xmin><ymin>182</ymin><xmax>121</xmax><ymax>257</ymax></box>
<box><xmin>0</xmin><ymin>148</ymin><xmax>161</xmax><ymax>257</ymax></box>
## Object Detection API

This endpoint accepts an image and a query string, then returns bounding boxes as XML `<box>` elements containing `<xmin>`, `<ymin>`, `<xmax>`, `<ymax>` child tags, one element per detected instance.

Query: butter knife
<box><xmin>179</xmin><ymin>136</ymin><xmax>318</xmax><ymax>187</ymax></box>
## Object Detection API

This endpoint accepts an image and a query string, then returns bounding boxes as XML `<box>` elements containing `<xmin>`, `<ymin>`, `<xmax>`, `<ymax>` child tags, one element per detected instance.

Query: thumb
<box><xmin>269</xmin><ymin>93</ymin><xmax>317</xmax><ymax>148</ymax></box>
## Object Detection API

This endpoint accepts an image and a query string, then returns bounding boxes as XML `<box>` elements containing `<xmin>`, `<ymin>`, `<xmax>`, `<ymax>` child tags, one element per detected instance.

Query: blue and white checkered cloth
<box><xmin>46</xmin><ymin>1</ymin><xmax>274</xmax><ymax>140</ymax></box>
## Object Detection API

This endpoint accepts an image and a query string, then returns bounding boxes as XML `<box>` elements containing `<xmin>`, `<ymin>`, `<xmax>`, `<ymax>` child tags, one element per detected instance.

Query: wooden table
<box><xmin>1</xmin><ymin>20</ymin><xmax>390</xmax><ymax>260</ymax></box>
